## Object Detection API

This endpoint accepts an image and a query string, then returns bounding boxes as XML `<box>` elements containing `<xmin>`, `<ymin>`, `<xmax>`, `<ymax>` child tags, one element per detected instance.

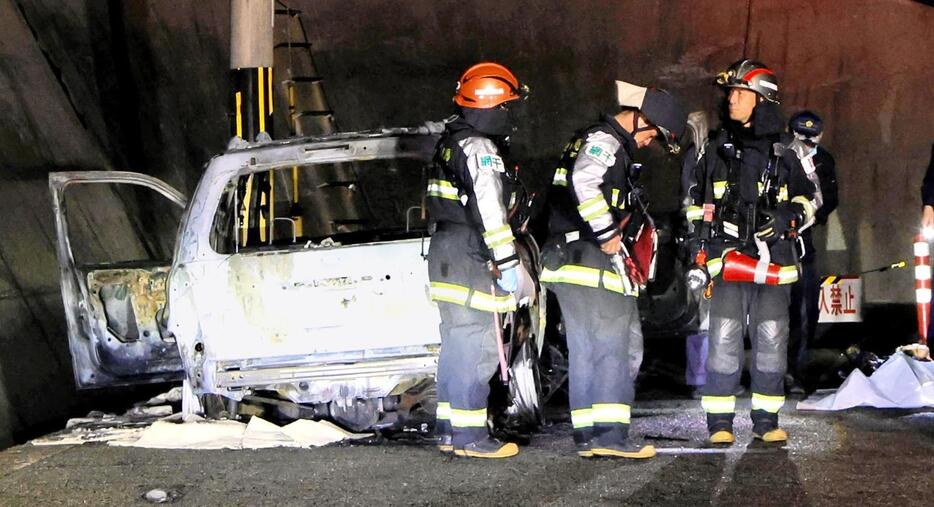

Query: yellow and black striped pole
<box><xmin>230</xmin><ymin>0</ymin><xmax>275</xmax><ymax>247</ymax></box>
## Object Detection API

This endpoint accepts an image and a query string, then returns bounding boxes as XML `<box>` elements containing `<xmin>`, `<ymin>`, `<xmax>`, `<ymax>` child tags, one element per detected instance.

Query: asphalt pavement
<box><xmin>1</xmin><ymin>398</ymin><xmax>932</xmax><ymax>506</ymax></box>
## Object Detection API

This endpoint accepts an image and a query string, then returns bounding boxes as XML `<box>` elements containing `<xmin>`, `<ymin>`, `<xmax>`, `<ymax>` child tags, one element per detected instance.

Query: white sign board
<box><xmin>818</xmin><ymin>276</ymin><xmax>862</xmax><ymax>323</ymax></box>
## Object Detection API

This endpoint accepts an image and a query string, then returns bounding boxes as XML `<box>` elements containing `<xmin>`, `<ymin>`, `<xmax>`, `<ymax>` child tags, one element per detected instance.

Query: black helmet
<box><xmin>789</xmin><ymin>110</ymin><xmax>823</xmax><ymax>141</ymax></box>
<box><xmin>716</xmin><ymin>59</ymin><xmax>780</xmax><ymax>103</ymax></box>
<box><xmin>616</xmin><ymin>80</ymin><xmax>687</xmax><ymax>154</ymax></box>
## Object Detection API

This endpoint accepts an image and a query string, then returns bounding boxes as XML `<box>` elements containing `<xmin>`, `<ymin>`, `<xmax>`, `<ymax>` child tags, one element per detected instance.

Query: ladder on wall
<box><xmin>274</xmin><ymin>1</ymin><xmax>337</xmax><ymax>137</ymax></box>
<box><xmin>271</xmin><ymin>1</ymin><xmax>369</xmax><ymax>240</ymax></box>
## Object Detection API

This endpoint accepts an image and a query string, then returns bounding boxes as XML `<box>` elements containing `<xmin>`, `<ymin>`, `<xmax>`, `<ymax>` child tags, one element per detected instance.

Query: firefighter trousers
<box><xmin>701</xmin><ymin>280</ymin><xmax>790</xmax><ymax>434</ymax></box>
<box><xmin>550</xmin><ymin>282</ymin><xmax>640</xmax><ymax>446</ymax></box>
<box><xmin>428</xmin><ymin>224</ymin><xmax>515</xmax><ymax>448</ymax></box>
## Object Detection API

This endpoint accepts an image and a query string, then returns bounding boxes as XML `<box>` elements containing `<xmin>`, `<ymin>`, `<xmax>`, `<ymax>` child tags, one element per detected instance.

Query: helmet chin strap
<box><xmin>631</xmin><ymin>113</ymin><xmax>656</xmax><ymax>136</ymax></box>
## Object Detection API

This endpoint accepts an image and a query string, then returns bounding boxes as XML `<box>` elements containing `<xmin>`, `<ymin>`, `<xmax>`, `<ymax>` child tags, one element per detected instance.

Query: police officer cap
<box><xmin>789</xmin><ymin>110</ymin><xmax>823</xmax><ymax>138</ymax></box>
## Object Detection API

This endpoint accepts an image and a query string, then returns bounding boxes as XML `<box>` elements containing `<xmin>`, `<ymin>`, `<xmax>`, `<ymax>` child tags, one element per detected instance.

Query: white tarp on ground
<box><xmin>797</xmin><ymin>353</ymin><xmax>934</xmax><ymax>410</ymax></box>
<box><xmin>32</xmin><ymin>416</ymin><xmax>371</xmax><ymax>449</ymax></box>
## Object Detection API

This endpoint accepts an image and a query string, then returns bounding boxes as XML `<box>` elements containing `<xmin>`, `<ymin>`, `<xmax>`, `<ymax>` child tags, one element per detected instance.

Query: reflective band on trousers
<box><xmin>429</xmin><ymin>282</ymin><xmax>517</xmax><ymax>313</ymax></box>
<box><xmin>553</xmin><ymin>167</ymin><xmax>568</xmax><ymax>187</ymax></box>
<box><xmin>483</xmin><ymin>223</ymin><xmax>515</xmax><ymax>249</ymax></box>
<box><xmin>450</xmin><ymin>408</ymin><xmax>487</xmax><ymax>428</ymax></box>
<box><xmin>469</xmin><ymin>290</ymin><xmax>517</xmax><ymax>312</ymax></box>
<box><xmin>571</xmin><ymin>408</ymin><xmax>593</xmax><ymax>429</ymax></box>
<box><xmin>429</xmin><ymin>282</ymin><xmax>470</xmax><ymax>305</ymax></box>
<box><xmin>427</xmin><ymin>179</ymin><xmax>459</xmax><ymax>200</ymax></box>
<box><xmin>602</xmin><ymin>270</ymin><xmax>637</xmax><ymax>296</ymax></box>
<box><xmin>701</xmin><ymin>395</ymin><xmax>736</xmax><ymax>414</ymax></box>
<box><xmin>541</xmin><ymin>265</ymin><xmax>637</xmax><ymax>296</ymax></box>
<box><xmin>751</xmin><ymin>393</ymin><xmax>785</xmax><ymax>413</ymax></box>
<box><xmin>436</xmin><ymin>402</ymin><xmax>451</xmax><ymax>420</ymax></box>
<box><xmin>541</xmin><ymin>265</ymin><xmax>601</xmax><ymax>288</ymax></box>
<box><xmin>577</xmin><ymin>196</ymin><xmax>610</xmax><ymax>222</ymax></box>
<box><xmin>592</xmin><ymin>403</ymin><xmax>631</xmax><ymax>424</ymax></box>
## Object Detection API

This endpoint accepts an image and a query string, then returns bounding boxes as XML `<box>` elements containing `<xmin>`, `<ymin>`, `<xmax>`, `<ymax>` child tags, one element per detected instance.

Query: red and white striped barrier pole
<box><xmin>914</xmin><ymin>233</ymin><xmax>932</xmax><ymax>345</ymax></box>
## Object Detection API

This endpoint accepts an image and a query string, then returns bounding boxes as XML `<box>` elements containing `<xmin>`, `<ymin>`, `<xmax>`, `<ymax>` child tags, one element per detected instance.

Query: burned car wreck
<box><xmin>51</xmin><ymin>126</ymin><xmax>547</xmax><ymax>432</ymax></box>
<box><xmin>51</xmin><ymin>125</ymin><xmax>695</xmax><ymax>433</ymax></box>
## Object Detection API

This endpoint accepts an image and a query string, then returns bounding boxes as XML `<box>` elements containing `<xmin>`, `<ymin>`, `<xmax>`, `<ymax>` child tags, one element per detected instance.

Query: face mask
<box><xmin>461</xmin><ymin>106</ymin><xmax>514</xmax><ymax>137</ymax></box>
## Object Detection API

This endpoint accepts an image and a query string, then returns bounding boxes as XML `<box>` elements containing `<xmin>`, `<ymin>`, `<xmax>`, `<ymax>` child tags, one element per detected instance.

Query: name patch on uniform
<box><xmin>584</xmin><ymin>143</ymin><xmax>616</xmax><ymax>166</ymax></box>
<box><xmin>477</xmin><ymin>154</ymin><xmax>506</xmax><ymax>172</ymax></box>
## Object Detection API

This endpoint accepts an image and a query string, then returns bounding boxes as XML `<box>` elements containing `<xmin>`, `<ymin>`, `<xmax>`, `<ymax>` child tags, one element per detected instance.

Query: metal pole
<box><xmin>230</xmin><ymin>0</ymin><xmax>275</xmax><ymax>246</ymax></box>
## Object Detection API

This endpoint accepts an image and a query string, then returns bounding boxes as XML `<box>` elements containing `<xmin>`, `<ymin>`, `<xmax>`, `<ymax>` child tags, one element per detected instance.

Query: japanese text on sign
<box><xmin>818</xmin><ymin>276</ymin><xmax>862</xmax><ymax>323</ymax></box>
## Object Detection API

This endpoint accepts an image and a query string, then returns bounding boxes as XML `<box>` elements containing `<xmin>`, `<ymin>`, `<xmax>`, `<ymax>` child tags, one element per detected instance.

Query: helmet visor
<box><xmin>716</xmin><ymin>71</ymin><xmax>748</xmax><ymax>89</ymax></box>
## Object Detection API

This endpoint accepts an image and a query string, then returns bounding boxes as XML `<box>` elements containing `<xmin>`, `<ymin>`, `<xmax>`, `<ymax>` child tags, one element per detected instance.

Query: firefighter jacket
<box><xmin>685</xmin><ymin>113</ymin><xmax>818</xmax><ymax>283</ymax></box>
<box><xmin>426</xmin><ymin>117</ymin><xmax>519</xmax><ymax>269</ymax></box>
<box><xmin>540</xmin><ymin>114</ymin><xmax>644</xmax><ymax>297</ymax></box>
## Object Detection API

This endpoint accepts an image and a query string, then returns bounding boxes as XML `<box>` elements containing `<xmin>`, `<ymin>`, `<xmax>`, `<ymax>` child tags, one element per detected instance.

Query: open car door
<box><xmin>49</xmin><ymin>171</ymin><xmax>187</xmax><ymax>388</ymax></box>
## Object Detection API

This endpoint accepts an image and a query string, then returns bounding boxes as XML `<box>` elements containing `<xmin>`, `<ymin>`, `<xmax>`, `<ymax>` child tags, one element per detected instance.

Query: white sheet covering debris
<box><xmin>798</xmin><ymin>352</ymin><xmax>934</xmax><ymax>410</ymax></box>
<box><xmin>32</xmin><ymin>415</ymin><xmax>371</xmax><ymax>449</ymax></box>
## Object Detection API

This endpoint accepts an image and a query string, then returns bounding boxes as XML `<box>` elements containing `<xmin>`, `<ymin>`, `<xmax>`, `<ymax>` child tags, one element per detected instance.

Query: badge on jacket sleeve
<box><xmin>583</xmin><ymin>143</ymin><xmax>616</xmax><ymax>167</ymax></box>
<box><xmin>477</xmin><ymin>154</ymin><xmax>506</xmax><ymax>173</ymax></box>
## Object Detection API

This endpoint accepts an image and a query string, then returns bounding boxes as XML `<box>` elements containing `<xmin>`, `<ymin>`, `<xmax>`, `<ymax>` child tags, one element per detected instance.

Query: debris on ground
<box><xmin>33</xmin><ymin>413</ymin><xmax>372</xmax><ymax>450</ymax></box>
<box><xmin>798</xmin><ymin>350</ymin><xmax>934</xmax><ymax>410</ymax></box>
<box><xmin>29</xmin><ymin>384</ymin><xmax>373</xmax><ymax>449</ymax></box>
<box><xmin>142</xmin><ymin>387</ymin><xmax>184</xmax><ymax>406</ymax></box>
<box><xmin>124</xmin><ymin>405</ymin><xmax>174</xmax><ymax>418</ymax></box>
<box><xmin>110</xmin><ymin>416</ymin><xmax>372</xmax><ymax>450</ymax></box>
<box><xmin>143</xmin><ymin>489</ymin><xmax>168</xmax><ymax>503</ymax></box>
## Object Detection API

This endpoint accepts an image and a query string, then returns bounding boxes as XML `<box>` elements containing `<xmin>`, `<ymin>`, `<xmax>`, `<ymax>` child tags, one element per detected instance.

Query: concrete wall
<box><xmin>305</xmin><ymin>0</ymin><xmax>934</xmax><ymax>302</ymax></box>
<box><xmin>0</xmin><ymin>0</ymin><xmax>931</xmax><ymax>446</ymax></box>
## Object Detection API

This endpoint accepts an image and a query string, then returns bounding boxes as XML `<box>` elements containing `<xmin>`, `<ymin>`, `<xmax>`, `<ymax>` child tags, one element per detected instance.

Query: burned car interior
<box><xmin>210</xmin><ymin>157</ymin><xmax>430</xmax><ymax>255</ymax></box>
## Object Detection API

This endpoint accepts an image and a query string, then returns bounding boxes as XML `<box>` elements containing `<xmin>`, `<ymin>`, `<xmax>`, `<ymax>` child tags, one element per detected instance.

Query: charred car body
<box><xmin>51</xmin><ymin>126</ymin><xmax>546</xmax><ymax>431</ymax></box>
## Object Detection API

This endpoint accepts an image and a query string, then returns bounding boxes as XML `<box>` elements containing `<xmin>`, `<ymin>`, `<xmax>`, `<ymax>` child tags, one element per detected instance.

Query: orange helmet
<box><xmin>453</xmin><ymin>62</ymin><xmax>526</xmax><ymax>109</ymax></box>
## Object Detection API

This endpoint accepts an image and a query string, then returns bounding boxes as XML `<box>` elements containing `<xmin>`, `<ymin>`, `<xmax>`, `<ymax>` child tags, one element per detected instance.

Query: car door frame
<box><xmin>49</xmin><ymin>170</ymin><xmax>188</xmax><ymax>388</ymax></box>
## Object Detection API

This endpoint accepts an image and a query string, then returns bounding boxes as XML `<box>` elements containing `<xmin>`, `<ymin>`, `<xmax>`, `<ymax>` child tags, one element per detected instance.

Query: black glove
<box><xmin>756</xmin><ymin>205</ymin><xmax>797</xmax><ymax>242</ymax></box>
<box><xmin>755</xmin><ymin>210</ymin><xmax>778</xmax><ymax>241</ymax></box>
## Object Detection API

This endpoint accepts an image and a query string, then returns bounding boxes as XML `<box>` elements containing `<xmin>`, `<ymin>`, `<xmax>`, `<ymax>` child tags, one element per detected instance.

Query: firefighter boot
<box><xmin>437</xmin><ymin>433</ymin><xmax>454</xmax><ymax>454</ymax></box>
<box><xmin>709</xmin><ymin>430</ymin><xmax>736</xmax><ymax>445</ymax></box>
<box><xmin>591</xmin><ymin>441</ymin><xmax>656</xmax><ymax>459</ymax></box>
<box><xmin>574</xmin><ymin>428</ymin><xmax>593</xmax><ymax>458</ymax></box>
<box><xmin>753</xmin><ymin>426</ymin><xmax>788</xmax><ymax>443</ymax></box>
<box><xmin>453</xmin><ymin>437</ymin><xmax>519</xmax><ymax>459</ymax></box>
<box><xmin>576</xmin><ymin>442</ymin><xmax>594</xmax><ymax>458</ymax></box>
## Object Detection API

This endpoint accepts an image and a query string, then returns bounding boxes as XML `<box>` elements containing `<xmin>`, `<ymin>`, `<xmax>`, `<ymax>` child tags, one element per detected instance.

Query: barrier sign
<box><xmin>818</xmin><ymin>275</ymin><xmax>862</xmax><ymax>323</ymax></box>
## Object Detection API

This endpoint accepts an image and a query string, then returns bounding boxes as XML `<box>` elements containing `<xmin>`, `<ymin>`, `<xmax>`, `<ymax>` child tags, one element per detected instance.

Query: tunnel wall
<box><xmin>0</xmin><ymin>0</ymin><xmax>931</xmax><ymax>447</ymax></box>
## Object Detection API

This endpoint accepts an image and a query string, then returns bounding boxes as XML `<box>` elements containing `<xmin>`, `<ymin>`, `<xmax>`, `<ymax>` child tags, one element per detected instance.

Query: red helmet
<box><xmin>453</xmin><ymin>62</ymin><xmax>526</xmax><ymax>109</ymax></box>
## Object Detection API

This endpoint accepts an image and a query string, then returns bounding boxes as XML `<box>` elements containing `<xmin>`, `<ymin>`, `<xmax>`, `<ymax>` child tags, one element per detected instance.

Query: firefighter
<box><xmin>541</xmin><ymin>80</ymin><xmax>686</xmax><ymax>459</ymax></box>
<box><xmin>685</xmin><ymin>60</ymin><xmax>818</xmax><ymax>444</ymax></box>
<box><xmin>787</xmin><ymin>110</ymin><xmax>839</xmax><ymax>396</ymax></box>
<box><xmin>427</xmin><ymin>62</ymin><xmax>527</xmax><ymax>459</ymax></box>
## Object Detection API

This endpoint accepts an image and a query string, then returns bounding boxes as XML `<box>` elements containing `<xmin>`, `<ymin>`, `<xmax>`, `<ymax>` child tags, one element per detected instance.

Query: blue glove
<box><xmin>497</xmin><ymin>267</ymin><xmax>519</xmax><ymax>292</ymax></box>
